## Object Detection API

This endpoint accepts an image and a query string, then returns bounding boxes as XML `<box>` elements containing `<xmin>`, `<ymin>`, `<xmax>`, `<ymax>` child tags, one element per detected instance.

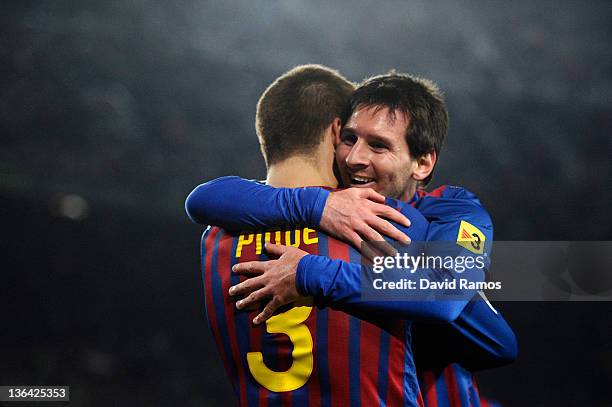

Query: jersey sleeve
<box><xmin>448</xmin><ymin>297</ymin><xmax>518</xmax><ymax>369</ymax></box>
<box><xmin>185</xmin><ymin>176</ymin><xmax>328</xmax><ymax>231</ymax></box>
<box><xmin>295</xmin><ymin>200</ymin><xmax>478</xmax><ymax>323</ymax></box>
<box><xmin>411</xmin><ymin>188</ymin><xmax>516</xmax><ymax>369</ymax></box>
<box><xmin>297</xmin><ymin>192</ymin><xmax>492</xmax><ymax>324</ymax></box>
<box><xmin>418</xmin><ymin>188</ymin><xmax>494</xmax><ymax>274</ymax></box>
<box><xmin>296</xmin><ymin>254</ymin><xmax>468</xmax><ymax>323</ymax></box>
<box><xmin>412</xmin><ymin>297</ymin><xmax>518</xmax><ymax>371</ymax></box>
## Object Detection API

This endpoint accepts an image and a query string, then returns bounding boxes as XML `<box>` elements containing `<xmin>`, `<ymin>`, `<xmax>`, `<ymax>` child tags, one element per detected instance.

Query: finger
<box><xmin>232</xmin><ymin>261</ymin><xmax>268</xmax><ymax>275</ymax></box>
<box><xmin>264</xmin><ymin>242</ymin><xmax>290</xmax><ymax>257</ymax></box>
<box><xmin>367</xmin><ymin>216</ymin><xmax>410</xmax><ymax>244</ymax></box>
<box><xmin>373</xmin><ymin>203</ymin><xmax>411</xmax><ymax>227</ymax></box>
<box><xmin>346</xmin><ymin>230</ymin><xmax>363</xmax><ymax>249</ymax></box>
<box><xmin>360</xmin><ymin>238</ymin><xmax>395</xmax><ymax>260</ymax></box>
<box><xmin>229</xmin><ymin>276</ymin><xmax>264</xmax><ymax>297</ymax></box>
<box><xmin>357</xmin><ymin>222</ymin><xmax>402</xmax><ymax>258</ymax></box>
<box><xmin>375</xmin><ymin>241</ymin><xmax>398</xmax><ymax>257</ymax></box>
<box><xmin>357</xmin><ymin>221</ymin><xmax>385</xmax><ymax>243</ymax></box>
<box><xmin>361</xmin><ymin>242</ymin><xmax>378</xmax><ymax>262</ymax></box>
<box><xmin>243</xmin><ymin>301</ymin><xmax>261</xmax><ymax>311</ymax></box>
<box><xmin>360</xmin><ymin>188</ymin><xmax>386</xmax><ymax>204</ymax></box>
<box><xmin>253</xmin><ymin>298</ymin><xmax>281</xmax><ymax>325</ymax></box>
<box><xmin>236</xmin><ymin>288</ymin><xmax>269</xmax><ymax>310</ymax></box>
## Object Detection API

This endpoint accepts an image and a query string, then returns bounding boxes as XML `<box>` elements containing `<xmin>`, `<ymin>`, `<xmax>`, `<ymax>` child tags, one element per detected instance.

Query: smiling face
<box><xmin>335</xmin><ymin>105</ymin><xmax>419</xmax><ymax>200</ymax></box>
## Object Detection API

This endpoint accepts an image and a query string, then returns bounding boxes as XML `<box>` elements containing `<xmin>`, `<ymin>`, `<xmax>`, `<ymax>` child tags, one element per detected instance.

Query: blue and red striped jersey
<box><xmin>188</xmin><ymin>177</ymin><xmax>517</xmax><ymax>407</ymax></box>
<box><xmin>409</xmin><ymin>186</ymin><xmax>502</xmax><ymax>407</ymax></box>
<box><xmin>202</xmin><ymin>225</ymin><xmax>423</xmax><ymax>407</ymax></box>
<box><xmin>419</xmin><ymin>364</ymin><xmax>482</xmax><ymax>407</ymax></box>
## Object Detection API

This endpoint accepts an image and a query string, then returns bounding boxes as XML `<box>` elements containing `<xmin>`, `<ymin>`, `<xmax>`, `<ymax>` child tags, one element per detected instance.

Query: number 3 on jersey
<box><xmin>246</xmin><ymin>306</ymin><xmax>313</xmax><ymax>392</ymax></box>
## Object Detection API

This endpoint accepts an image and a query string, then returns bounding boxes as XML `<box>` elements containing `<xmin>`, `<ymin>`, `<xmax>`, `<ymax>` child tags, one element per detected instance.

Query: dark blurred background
<box><xmin>1</xmin><ymin>1</ymin><xmax>611</xmax><ymax>406</ymax></box>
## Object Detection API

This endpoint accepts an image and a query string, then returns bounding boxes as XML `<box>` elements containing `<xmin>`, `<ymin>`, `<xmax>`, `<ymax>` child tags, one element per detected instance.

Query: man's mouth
<box><xmin>349</xmin><ymin>175</ymin><xmax>375</xmax><ymax>186</ymax></box>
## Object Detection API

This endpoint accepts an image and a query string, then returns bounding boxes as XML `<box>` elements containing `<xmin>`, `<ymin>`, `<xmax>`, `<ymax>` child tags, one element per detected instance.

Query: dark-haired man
<box><xmin>194</xmin><ymin>64</ymin><xmax>462</xmax><ymax>406</ymax></box>
<box><xmin>188</xmin><ymin>69</ymin><xmax>516</xmax><ymax>406</ymax></box>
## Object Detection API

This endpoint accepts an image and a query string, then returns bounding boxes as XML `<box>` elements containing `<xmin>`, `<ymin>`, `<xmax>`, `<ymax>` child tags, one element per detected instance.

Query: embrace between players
<box><xmin>186</xmin><ymin>65</ymin><xmax>517</xmax><ymax>407</ymax></box>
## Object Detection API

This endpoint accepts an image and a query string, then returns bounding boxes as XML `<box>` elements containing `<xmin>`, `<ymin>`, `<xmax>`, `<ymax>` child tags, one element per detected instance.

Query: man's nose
<box><xmin>345</xmin><ymin>140</ymin><xmax>370</xmax><ymax>169</ymax></box>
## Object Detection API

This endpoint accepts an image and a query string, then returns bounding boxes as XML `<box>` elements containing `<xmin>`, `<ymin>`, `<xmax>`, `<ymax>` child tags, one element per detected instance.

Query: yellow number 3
<box><xmin>247</xmin><ymin>306</ymin><xmax>314</xmax><ymax>392</ymax></box>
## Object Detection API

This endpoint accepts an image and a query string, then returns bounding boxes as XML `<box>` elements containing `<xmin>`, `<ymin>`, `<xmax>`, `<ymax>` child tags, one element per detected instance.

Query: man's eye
<box><xmin>370</xmin><ymin>142</ymin><xmax>388</xmax><ymax>150</ymax></box>
<box><xmin>341</xmin><ymin>134</ymin><xmax>357</xmax><ymax>145</ymax></box>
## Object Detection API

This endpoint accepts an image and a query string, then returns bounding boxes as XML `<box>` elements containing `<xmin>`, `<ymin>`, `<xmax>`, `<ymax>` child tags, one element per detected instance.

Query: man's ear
<box><xmin>411</xmin><ymin>151</ymin><xmax>437</xmax><ymax>181</ymax></box>
<box><xmin>331</xmin><ymin>117</ymin><xmax>342</xmax><ymax>146</ymax></box>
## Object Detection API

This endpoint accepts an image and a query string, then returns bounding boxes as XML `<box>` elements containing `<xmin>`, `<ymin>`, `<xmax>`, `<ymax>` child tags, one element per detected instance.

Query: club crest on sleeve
<box><xmin>456</xmin><ymin>220</ymin><xmax>485</xmax><ymax>254</ymax></box>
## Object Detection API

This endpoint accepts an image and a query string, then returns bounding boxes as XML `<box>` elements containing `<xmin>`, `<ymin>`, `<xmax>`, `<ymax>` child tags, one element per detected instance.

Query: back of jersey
<box><xmin>202</xmin><ymin>225</ymin><xmax>421</xmax><ymax>407</ymax></box>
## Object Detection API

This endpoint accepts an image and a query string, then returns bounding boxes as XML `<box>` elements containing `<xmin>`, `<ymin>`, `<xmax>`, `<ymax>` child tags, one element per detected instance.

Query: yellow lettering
<box><xmin>239</xmin><ymin>229</ymin><xmax>317</xmax><ymax>258</ymax></box>
<box><xmin>303</xmin><ymin>228</ymin><xmax>318</xmax><ymax>245</ymax></box>
<box><xmin>285</xmin><ymin>230</ymin><xmax>300</xmax><ymax>247</ymax></box>
<box><xmin>247</xmin><ymin>306</ymin><xmax>313</xmax><ymax>392</ymax></box>
<box><xmin>236</xmin><ymin>233</ymin><xmax>254</xmax><ymax>258</ymax></box>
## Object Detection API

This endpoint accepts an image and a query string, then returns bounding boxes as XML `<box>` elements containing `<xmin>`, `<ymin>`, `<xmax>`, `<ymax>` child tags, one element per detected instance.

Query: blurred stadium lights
<box><xmin>51</xmin><ymin>193</ymin><xmax>90</xmax><ymax>221</ymax></box>
<box><xmin>0</xmin><ymin>1</ymin><xmax>610</xmax><ymax>234</ymax></box>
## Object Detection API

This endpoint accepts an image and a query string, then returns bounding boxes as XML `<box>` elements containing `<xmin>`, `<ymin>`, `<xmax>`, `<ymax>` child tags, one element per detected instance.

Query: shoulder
<box><xmin>385</xmin><ymin>197</ymin><xmax>429</xmax><ymax>240</ymax></box>
<box><xmin>417</xmin><ymin>185</ymin><xmax>483</xmax><ymax>205</ymax></box>
<box><xmin>415</xmin><ymin>185</ymin><xmax>493</xmax><ymax>234</ymax></box>
<box><xmin>416</xmin><ymin>185</ymin><xmax>488</xmax><ymax>215</ymax></box>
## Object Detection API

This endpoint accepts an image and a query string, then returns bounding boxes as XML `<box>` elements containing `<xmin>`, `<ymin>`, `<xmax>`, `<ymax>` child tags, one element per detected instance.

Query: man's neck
<box><xmin>266</xmin><ymin>155</ymin><xmax>338</xmax><ymax>188</ymax></box>
<box><xmin>400</xmin><ymin>184</ymin><xmax>418</xmax><ymax>202</ymax></box>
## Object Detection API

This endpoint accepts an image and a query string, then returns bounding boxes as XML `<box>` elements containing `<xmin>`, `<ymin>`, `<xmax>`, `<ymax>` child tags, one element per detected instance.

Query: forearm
<box><xmin>185</xmin><ymin>176</ymin><xmax>328</xmax><ymax>230</ymax></box>
<box><xmin>448</xmin><ymin>298</ymin><xmax>518</xmax><ymax>369</ymax></box>
<box><xmin>413</xmin><ymin>298</ymin><xmax>518</xmax><ymax>371</ymax></box>
<box><xmin>296</xmin><ymin>254</ymin><xmax>483</xmax><ymax>323</ymax></box>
